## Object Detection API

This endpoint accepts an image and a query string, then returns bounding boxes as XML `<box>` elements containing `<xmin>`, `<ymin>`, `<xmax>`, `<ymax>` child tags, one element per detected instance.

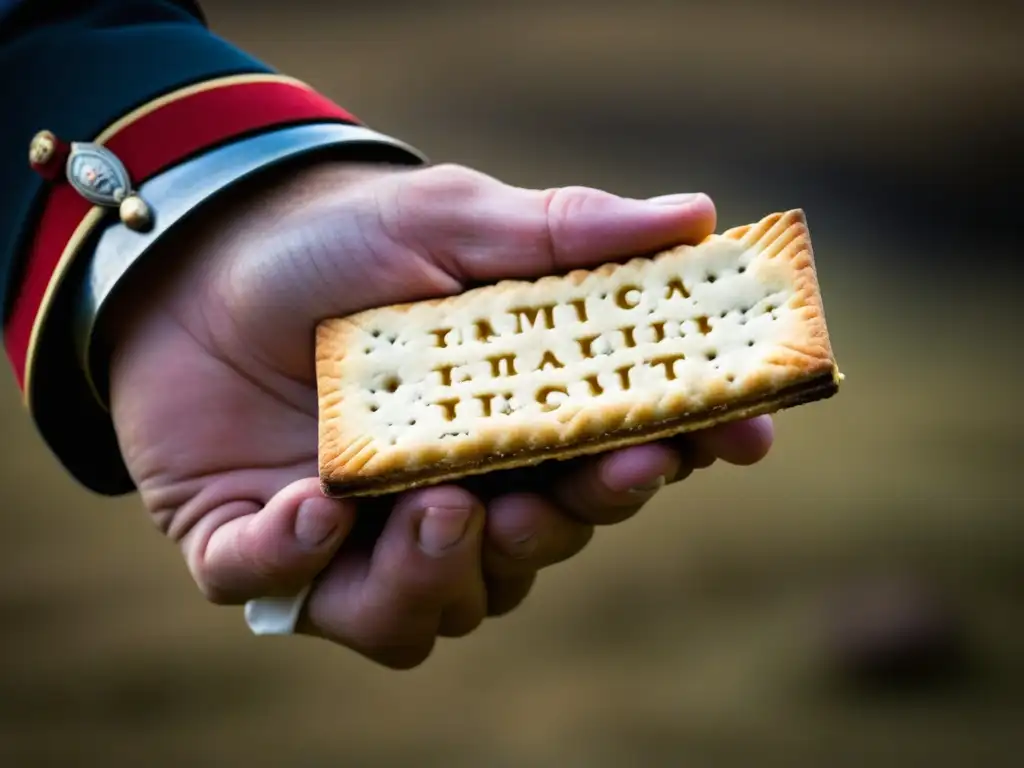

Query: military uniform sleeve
<box><xmin>0</xmin><ymin>0</ymin><xmax>427</xmax><ymax>495</ymax></box>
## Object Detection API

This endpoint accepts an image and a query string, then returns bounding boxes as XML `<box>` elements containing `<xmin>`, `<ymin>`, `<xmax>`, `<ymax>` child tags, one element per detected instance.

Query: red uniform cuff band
<box><xmin>6</xmin><ymin>74</ymin><xmax>360</xmax><ymax>403</ymax></box>
<box><xmin>76</xmin><ymin>121</ymin><xmax>427</xmax><ymax>408</ymax></box>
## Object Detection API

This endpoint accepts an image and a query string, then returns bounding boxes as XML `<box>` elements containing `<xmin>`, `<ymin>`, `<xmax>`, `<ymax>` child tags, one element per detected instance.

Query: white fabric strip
<box><xmin>245</xmin><ymin>583</ymin><xmax>313</xmax><ymax>635</ymax></box>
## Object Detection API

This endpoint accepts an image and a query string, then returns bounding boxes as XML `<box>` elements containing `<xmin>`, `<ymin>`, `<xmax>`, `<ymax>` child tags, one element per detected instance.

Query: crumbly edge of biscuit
<box><xmin>316</xmin><ymin>209</ymin><xmax>841</xmax><ymax>493</ymax></box>
<box><xmin>321</xmin><ymin>369</ymin><xmax>839</xmax><ymax>498</ymax></box>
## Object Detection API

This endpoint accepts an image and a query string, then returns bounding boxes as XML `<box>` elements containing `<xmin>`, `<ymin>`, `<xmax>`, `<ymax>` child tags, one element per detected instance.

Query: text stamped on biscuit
<box><xmin>316</xmin><ymin>209</ymin><xmax>842</xmax><ymax>496</ymax></box>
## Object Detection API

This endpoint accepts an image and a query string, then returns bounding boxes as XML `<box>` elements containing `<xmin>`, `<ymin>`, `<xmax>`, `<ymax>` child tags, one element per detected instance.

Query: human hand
<box><xmin>104</xmin><ymin>161</ymin><xmax>774</xmax><ymax>668</ymax></box>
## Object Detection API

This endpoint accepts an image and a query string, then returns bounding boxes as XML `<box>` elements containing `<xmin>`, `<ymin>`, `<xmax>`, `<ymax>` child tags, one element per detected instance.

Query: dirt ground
<box><xmin>1</xmin><ymin>2</ymin><xmax>1021</xmax><ymax>766</ymax></box>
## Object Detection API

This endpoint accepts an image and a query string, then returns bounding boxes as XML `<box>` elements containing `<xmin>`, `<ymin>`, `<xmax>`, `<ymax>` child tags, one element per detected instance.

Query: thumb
<box><xmin>400</xmin><ymin>168</ymin><xmax>718</xmax><ymax>283</ymax></box>
<box><xmin>205</xmin><ymin>164</ymin><xmax>717</xmax><ymax>378</ymax></box>
<box><xmin>180</xmin><ymin>477</ymin><xmax>356</xmax><ymax>605</ymax></box>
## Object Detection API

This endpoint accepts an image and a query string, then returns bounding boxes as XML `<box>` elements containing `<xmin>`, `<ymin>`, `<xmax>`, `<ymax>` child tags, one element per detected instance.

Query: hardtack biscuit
<box><xmin>317</xmin><ymin>209</ymin><xmax>842</xmax><ymax>497</ymax></box>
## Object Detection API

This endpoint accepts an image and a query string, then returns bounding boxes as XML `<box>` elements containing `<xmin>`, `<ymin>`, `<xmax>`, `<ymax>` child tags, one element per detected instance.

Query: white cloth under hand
<box><xmin>244</xmin><ymin>585</ymin><xmax>312</xmax><ymax>635</ymax></box>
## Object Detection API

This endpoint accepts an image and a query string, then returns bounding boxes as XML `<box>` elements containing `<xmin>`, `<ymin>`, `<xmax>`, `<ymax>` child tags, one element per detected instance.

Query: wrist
<box><xmin>90</xmin><ymin>125</ymin><xmax>424</xmax><ymax>414</ymax></box>
<box><xmin>17</xmin><ymin>113</ymin><xmax>426</xmax><ymax>496</ymax></box>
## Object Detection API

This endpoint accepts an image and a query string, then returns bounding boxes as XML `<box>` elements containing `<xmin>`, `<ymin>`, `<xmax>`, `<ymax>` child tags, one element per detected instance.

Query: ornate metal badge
<box><xmin>65</xmin><ymin>142</ymin><xmax>153</xmax><ymax>232</ymax></box>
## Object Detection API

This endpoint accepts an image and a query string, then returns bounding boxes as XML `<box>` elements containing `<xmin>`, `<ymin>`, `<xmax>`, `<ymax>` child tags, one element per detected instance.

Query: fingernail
<box><xmin>295</xmin><ymin>498</ymin><xmax>340</xmax><ymax>549</ymax></box>
<box><xmin>418</xmin><ymin>506</ymin><xmax>473</xmax><ymax>557</ymax></box>
<box><xmin>627</xmin><ymin>475</ymin><xmax>666</xmax><ymax>496</ymax></box>
<box><xmin>503</xmin><ymin>532</ymin><xmax>538</xmax><ymax>560</ymax></box>
<box><xmin>647</xmin><ymin>193</ymin><xmax>701</xmax><ymax>206</ymax></box>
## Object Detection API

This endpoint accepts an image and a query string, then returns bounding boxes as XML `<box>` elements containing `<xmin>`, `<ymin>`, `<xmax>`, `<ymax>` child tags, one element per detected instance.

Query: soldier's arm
<box><xmin>0</xmin><ymin>0</ymin><xmax>425</xmax><ymax>495</ymax></box>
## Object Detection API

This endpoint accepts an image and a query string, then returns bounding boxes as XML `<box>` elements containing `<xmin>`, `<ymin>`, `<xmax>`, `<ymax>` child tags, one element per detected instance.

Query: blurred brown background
<box><xmin>2</xmin><ymin>1</ymin><xmax>1022</xmax><ymax>765</ymax></box>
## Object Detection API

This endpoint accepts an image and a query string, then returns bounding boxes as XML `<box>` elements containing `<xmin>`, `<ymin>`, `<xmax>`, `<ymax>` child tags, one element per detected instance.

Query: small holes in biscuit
<box><xmin>593</xmin><ymin>336</ymin><xmax>614</xmax><ymax>356</ymax></box>
<box><xmin>383</xmin><ymin>376</ymin><xmax>401</xmax><ymax>393</ymax></box>
<box><xmin>726</xmin><ymin>373</ymin><xmax>736</xmax><ymax>383</ymax></box>
<box><xmin>706</xmin><ymin>350</ymin><xmax>718</xmax><ymax>361</ymax></box>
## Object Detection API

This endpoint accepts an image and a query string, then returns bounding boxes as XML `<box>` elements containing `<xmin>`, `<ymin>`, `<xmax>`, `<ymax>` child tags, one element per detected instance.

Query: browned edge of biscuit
<box><xmin>321</xmin><ymin>369</ymin><xmax>840</xmax><ymax>498</ymax></box>
<box><xmin>317</xmin><ymin>208</ymin><xmax>843</xmax><ymax>498</ymax></box>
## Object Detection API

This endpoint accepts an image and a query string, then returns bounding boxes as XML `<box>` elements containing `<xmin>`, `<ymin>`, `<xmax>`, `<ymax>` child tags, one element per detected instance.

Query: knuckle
<box><xmin>542</xmin><ymin>185</ymin><xmax>596</xmax><ymax>233</ymax></box>
<box><xmin>485</xmin><ymin>509</ymin><xmax>595</xmax><ymax>576</ymax></box>
<box><xmin>486</xmin><ymin>575</ymin><xmax>536</xmax><ymax>617</ymax></box>
<box><xmin>342</xmin><ymin>602</ymin><xmax>445</xmax><ymax>669</ymax></box>
<box><xmin>370</xmin><ymin>639</ymin><xmax>437</xmax><ymax>671</ymax></box>
<box><xmin>488</xmin><ymin>597</ymin><xmax>524</xmax><ymax>618</ymax></box>
<box><xmin>537</xmin><ymin>185</ymin><xmax>597</xmax><ymax>267</ymax></box>
<box><xmin>439</xmin><ymin>607</ymin><xmax>487</xmax><ymax>639</ymax></box>
<box><xmin>416</xmin><ymin>162</ymin><xmax>488</xmax><ymax>193</ymax></box>
<box><xmin>391</xmin><ymin>560</ymin><xmax>470</xmax><ymax>605</ymax></box>
<box><xmin>439</xmin><ymin>620</ymin><xmax>481</xmax><ymax>639</ymax></box>
<box><xmin>192</xmin><ymin>571</ymin><xmax>235</xmax><ymax>606</ymax></box>
<box><xmin>380</xmin><ymin>163</ymin><xmax>493</xmax><ymax>253</ymax></box>
<box><xmin>543</xmin><ymin>184</ymin><xmax>591</xmax><ymax>216</ymax></box>
<box><xmin>569</xmin><ymin>523</ymin><xmax>596</xmax><ymax>554</ymax></box>
<box><xmin>399</xmin><ymin>581</ymin><xmax>458</xmax><ymax>613</ymax></box>
<box><xmin>184</xmin><ymin>546</ymin><xmax>235</xmax><ymax>606</ymax></box>
<box><xmin>246</xmin><ymin>547</ymin><xmax>289</xmax><ymax>584</ymax></box>
<box><xmin>396</xmin><ymin>163</ymin><xmax>492</xmax><ymax>211</ymax></box>
<box><xmin>185</xmin><ymin>529</ymin><xmax>295</xmax><ymax>608</ymax></box>
<box><xmin>238</xmin><ymin>521</ymin><xmax>300</xmax><ymax>586</ymax></box>
<box><xmin>545</xmin><ymin>523</ymin><xmax>594</xmax><ymax>565</ymax></box>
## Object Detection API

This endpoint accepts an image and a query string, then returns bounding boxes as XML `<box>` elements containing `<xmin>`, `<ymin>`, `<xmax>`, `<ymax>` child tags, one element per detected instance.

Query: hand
<box><xmin>104</xmin><ymin>161</ymin><xmax>774</xmax><ymax>668</ymax></box>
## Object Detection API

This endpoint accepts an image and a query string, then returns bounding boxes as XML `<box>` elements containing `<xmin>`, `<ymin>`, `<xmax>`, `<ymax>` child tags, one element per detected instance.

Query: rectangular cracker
<box><xmin>317</xmin><ymin>208</ymin><xmax>842</xmax><ymax>497</ymax></box>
